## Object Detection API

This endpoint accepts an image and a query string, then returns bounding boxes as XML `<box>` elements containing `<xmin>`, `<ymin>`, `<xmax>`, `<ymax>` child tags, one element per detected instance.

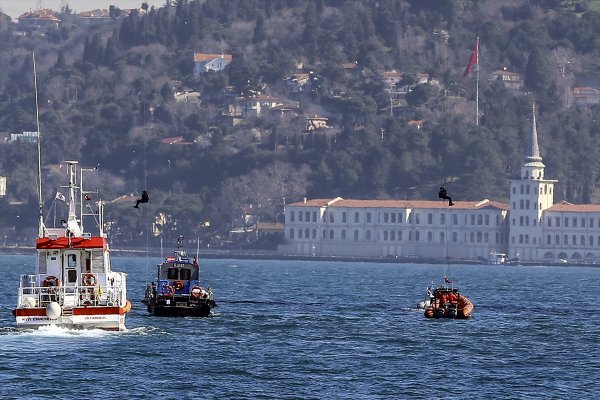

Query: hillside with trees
<box><xmin>1</xmin><ymin>0</ymin><xmax>600</xmax><ymax>247</ymax></box>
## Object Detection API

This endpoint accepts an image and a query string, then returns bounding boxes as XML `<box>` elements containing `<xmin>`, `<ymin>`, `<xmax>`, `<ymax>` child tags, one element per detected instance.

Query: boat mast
<box><xmin>33</xmin><ymin>53</ymin><xmax>44</xmax><ymax>238</ymax></box>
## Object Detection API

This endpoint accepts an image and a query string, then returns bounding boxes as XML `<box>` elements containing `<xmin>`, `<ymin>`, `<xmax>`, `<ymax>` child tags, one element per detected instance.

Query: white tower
<box><xmin>508</xmin><ymin>103</ymin><xmax>557</xmax><ymax>261</ymax></box>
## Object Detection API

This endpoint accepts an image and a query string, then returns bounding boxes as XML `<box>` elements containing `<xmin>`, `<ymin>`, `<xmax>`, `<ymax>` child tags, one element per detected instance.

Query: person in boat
<box><xmin>438</xmin><ymin>186</ymin><xmax>454</xmax><ymax>206</ymax></box>
<box><xmin>134</xmin><ymin>190</ymin><xmax>149</xmax><ymax>208</ymax></box>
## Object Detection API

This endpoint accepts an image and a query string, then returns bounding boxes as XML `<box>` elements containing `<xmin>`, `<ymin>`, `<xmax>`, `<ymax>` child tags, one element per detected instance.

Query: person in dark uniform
<box><xmin>134</xmin><ymin>190</ymin><xmax>149</xmax><ymax>208</ymax></box>
<box><xmin>438</xmin><ymin>186</ymin><xmax>454</xmax><ymax>206</ymax></box>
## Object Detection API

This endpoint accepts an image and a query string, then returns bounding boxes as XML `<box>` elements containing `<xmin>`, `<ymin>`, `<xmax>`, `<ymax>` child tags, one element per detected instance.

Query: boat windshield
<box><xmin>160</xmin><ymin>263</ymin><xmax>197</xmax><ymax>280</ymax></box>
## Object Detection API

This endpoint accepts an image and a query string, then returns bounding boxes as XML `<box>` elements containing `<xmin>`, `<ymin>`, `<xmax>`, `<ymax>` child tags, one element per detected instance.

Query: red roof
<box><xmin>289</xmin><ymin>197</ymin><xmax>509</xmax><ymax>210</ymax></box>
<box><xmin>546</xmin><ymin>200</ymin><xmax>600</xmax><ymax>212</ymax></box>
<box><xmin>194</xmin><ymin>53</ymin><xmax>232</xmax><ymax>62</ymax></box>
<box><xmin>36</xmin><ymin>237</ymin><xmax>106</xmax><ymax>249</ymax></box>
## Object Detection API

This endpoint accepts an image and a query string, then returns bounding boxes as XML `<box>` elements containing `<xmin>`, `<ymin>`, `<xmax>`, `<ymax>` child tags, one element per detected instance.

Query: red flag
<box><xmin>463</xmin><ymin>40</ymin><xmax>478</xmax><ymax>78</ymax></box>
<box><xmin>84</xmin><ymin>194</ymin><xmax>92</xmax><ymax>201</ymax></box>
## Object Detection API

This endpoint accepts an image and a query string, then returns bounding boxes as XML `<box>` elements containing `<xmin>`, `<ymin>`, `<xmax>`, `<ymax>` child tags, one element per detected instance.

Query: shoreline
<box><xmin>0</xmin><ymin>245</ymin><xmax>597</xmax><ymax>267</ymax></box>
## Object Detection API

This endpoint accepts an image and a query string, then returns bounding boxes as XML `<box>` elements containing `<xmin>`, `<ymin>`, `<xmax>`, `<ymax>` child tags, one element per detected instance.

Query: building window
<box><xmin>555</xmin><ymin>235</ymin><xmax>560</xmax><ymax>245</ymax></box>
<box><xmin>384</xmin><ymin>230</ymin><xmax>388</xmax><ymax>241</ymax></box>
<box><xmin>590</xmin><ymin>219</ymin><xmax>594</xmax><ymax>228</ymax></box>
<box><xmin>408</xmin><ymin>213</ymin><xmax>412</xmax><ymax>223</ymax></box>
<box><xmin>354</xmin><ymin>212</ymin><xmax>359</xmax><ymax>223</ymax></box>
<box><xmin>547</xmin><ymin>218</ymin><xmax>551</xmax><ymax>227</ymax></box>
<box><xmin>590</xmin><ymin>236</ymin><xmax>593</xmax><ymax>246</ymax></box>
<box><xmin>415</xmin><ymin>214</ymin><xmax>421</xmax><ymax>224</ymax></box>
<box><xmin>440</xmin><ymin>232</ymin><xmax>445</xmax><ymax>243</ymax></box>
<box><xmin>520</xmin><ymin>199</ymin><xmax>524</xmax><ymax>209</ymax></box>
<box><xmin>526</xmin><ymin>200</ymin><xmax>530</xmax><ymax>209</ymax></box>
<box><xmin>341</xmin><ymin>230</ymin><xmax>346</xmax><ymax>240</ymax></box>
<box><xmin>556</xmin><ymin>217</ymin><xmax>560</xmax><ymax>227</ymax></box>
<box><xmin>581</xmin><ymin>235</ymin><xmax>585</xmax><ymax>246</ymax></box>
<box><xmin>366</xmin><ymin>212</ymin><xmax>372</xmax><ymax>223</ymax></box>
<box><xmin>390</xmin><ymin>213</ymin><xmax>396</xmax><ymax>223</ymax></box>
<box><xmin>312</xmin><ymin>229</ymin><xmax>316</xmax><ymax>239</ymax></box>
<box><xmin>485</xmin><ymin>214</ymin><xmax>489</xmax><ymax>225</ymax></box>
<box><xmin>398</xmin><ymin>231</ymin><xmax>403</xmax><ymax>241</ymax></box>
<box><xmin>408</xmin><ymin>231</ymin><xmax>412</xmax><ymax>241</ymax></box>
<box><xmin>289</xmin><ymin>229</ymin><xmax>294</xmax><ymax>239</ymax></box>
<box><xmin>564</xmin><ymin>235</ymin><xmax>568</xmax><ymax>245</ymax></box>
<box><xmin>384</xmin><ymin>212</ymin><xmax>389</xmax><ymax>223</ymax></box>
<box><xmin>427</xmin><ymin>231</ymin><xmax>433</xmax><ymax>242</ymax></box>
<box><xmin>572</xmin><ymin>235</ymin><xmax>577</xmax><ymax>245</ymax></box>
<box><xmin>290</xmin><ymin>211</ymin><xmax>295</xmax><ymax>222</ymax></box>
<box><xmin>526</xmin><ymin>185</ymin><xmax>530</xmax><ymax>194</ymax></box>
<box><xmin>398</xmin><ymin>213</ymin><xmax>403</xmax><ymax>223</ymax></box>
<box><xmin>573</xmin><ymin>218</ymin><xmax>577</xmax><ymax>228</ymax></box>
<box><xmin>477</xmin><ymin>232</ymin><xmax>482</xmax><ymax>243</ymax></box>
<box><xmin>477</xmin><ymin>215</ymin><xmax>483</xmax><ymax>225</ymax></box>
<box><xmin>342</xmin><ymin>212</ymin><xmax>347</xmax><ymax>223</ymax></box>
<box><xmin>519</xmin><ymin>234</ymin><xmax>523</xmax><ymax>243</ymax></box>
<box><xmin>441</xmin><ymin>214</ymin><xmax>446</xmax><ymax>224</ymax></box>
<box><xmin>525</xmin><ymin>234</ymin><xmax>529</xmax><ymax>244</ymax></box>
<box><xmin>526</xmin><ymin>216</ymin><xmax>529</xmax><ymax>226</ymax></box>
<box><xmin>428</xmin><ymin>214</ymin><xmax>433</xmax><ymax>224</ymax></box>
<box><xmin>415</xmin><ymin>231</ymin><xmax>420</xmax><ymax>241</ymax></box>
<box><xmin>391</xmin><ymin>230</ymin><xmax>396</xmax><ymax>241</ymax></box>
<box><xmin>470</xmin><ymin>215</ymin><xmax>475</xmax><ymax>225</ymax></box>
<box><xmin>304</xmin><ymin>228</ymin><xmax>309</xmax><ymax>238</ymax></box>
<box><xmin>322</xmin><ymin>229</ymin><xmax>326</xmax><ymax>239</ymax></box>
<box><xmin>354</xmin><ymin>230</ymin><xmax>359</xmax><ymax>241</ymax></box>
<box><xmin>305</xmin><ymin>211</ymin><xmax>310</xmax><ymax>221</ymax></box>
<box><xmin>484</xmin><ymin>232</ymin><xmax>489</xmax><ymax>243</ymax></box>
<box><xmin>452</xmin><ymin>232</ymin><xmax>458</xmax><ymax>242</ymax></box>
<box><xmin>299</xmin><ymin>229</ymin><xmax>303</xmax><ymax>239</ymax></box>
<box><xmin>453</xmin><ymin>214</ymin><xmax>458</xmax><ymax>225</ymax></box>
<box><xmin>519</xmin><ymin>216</ymin><xmax>523</xmax><ymax>226</ymax></box>
<box><xmin>299</xmin><ymin>212</ymin><xmax>303</xmax><ymax>222</ymax></box>
<box><xmin>366</xmin><ymin>230</ymin><xmax>371</xmax><ymax>240</ymax></box>
<box><xmin>520</xmin><ymin>184</ymin><xmax>524</xmax><ymax>194</ymax></box>
<box><xmin>329</xmin><ymin>230</ymin><xmax>334</xmax><ymax>239</ymax></box>
<box><xmin>512</xmin><ymin>187</ymin><xmax>516</xmax><ymax>194</ymax></box>
<box><xmin>312</xmin><ymin>212</ymin><xmax>317</xmax><ymax>222</ymax></box>
<box><xmin>564</xmin><ymin>218</ymin><xmax>568</xmax><ymax>227</ymax></box>
<box><xmin>329</xmin><ymin>213</ymin><xmax>334</xmax><ymax>223</ymax></box>
<box><xmin>547</xmin><ymin>235</ymin><xmax>551</xmax><ymax>245</ymax></box>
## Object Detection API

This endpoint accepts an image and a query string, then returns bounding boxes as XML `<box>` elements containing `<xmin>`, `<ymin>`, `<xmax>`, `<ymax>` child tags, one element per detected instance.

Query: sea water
<box><xmin>0</xmin><ymin>254</ymin><xmax>598</xmax><ymax>399</ymax></box>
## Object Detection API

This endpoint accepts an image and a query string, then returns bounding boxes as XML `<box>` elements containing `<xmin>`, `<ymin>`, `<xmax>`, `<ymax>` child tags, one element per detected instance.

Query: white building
<box><xmin>279</xmin><ymin>106</ymin><xmax>600</xmax><ymax>263</ymax></box>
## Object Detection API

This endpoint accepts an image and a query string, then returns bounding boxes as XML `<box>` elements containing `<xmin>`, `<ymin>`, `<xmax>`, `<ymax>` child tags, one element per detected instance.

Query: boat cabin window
<box><xmin>67</xmin><ymin>269</ymin><xmax>78</xmax><ymax>283</ymax></box>
<box><xmin>68</xmin><ymin>254</ymin><xmax>77</xmax><ymax>268</ymax></box>
<box><xmin>167</xmin><ymin>267</ymin><xmax>179</xmax><ymax>279</ymax></box>
<box><xmin>180</xmin><ymin>268</ymin><xmax>191</xmax><ymax>280</ymax></box>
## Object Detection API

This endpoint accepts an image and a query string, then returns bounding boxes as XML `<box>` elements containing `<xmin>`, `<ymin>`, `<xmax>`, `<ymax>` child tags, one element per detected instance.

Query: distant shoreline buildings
<box><xmin>279</xmin><ymin>106</ymin><xmax>600</xmax><ymax>263</ymax></box>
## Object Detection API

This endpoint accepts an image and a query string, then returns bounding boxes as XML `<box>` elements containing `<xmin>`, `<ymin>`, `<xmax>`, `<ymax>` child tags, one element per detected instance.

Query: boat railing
<box><xmin>16</xmin><ymin>274</ymin><xmax>124</xmax><ymax>308</ymax></box>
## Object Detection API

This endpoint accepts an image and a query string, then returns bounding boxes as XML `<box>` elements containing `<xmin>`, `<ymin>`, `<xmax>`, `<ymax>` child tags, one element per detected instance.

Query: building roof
<box><xmin>78</xmin><ymin>9</ymin><xmax>110</xmax><ymax>18</ymax></box>
<box><xmin>194</xmin><ymin>53</ymin><xmax>232</xmax><ymax>62</ymax></box>
<box><xmin>18</xmin><ymin>9</ymin><xmax>60</xmax><ymax>22</ymax></box>
<box><xmin>289</xmin><ymin>197</ymin><xmax>509</xmax><ymax>210</ymax></box>
<box><xmin>546</xmin><ymin>200</ymin><xmax>600</xmax><ymax>213</ymax></box>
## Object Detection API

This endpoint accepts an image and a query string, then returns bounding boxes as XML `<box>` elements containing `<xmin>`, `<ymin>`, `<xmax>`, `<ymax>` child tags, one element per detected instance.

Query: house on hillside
<box><xmin>572</xmin><ymin>86</ymin><xmax>600</xmax><ymax>106</ymax></box>
<box><xmin>488</xmin><ymin>68</ymin><xmax>524</xmax><ymax>91</ymax></box>
<box><xmin>17</xmin><ymin>9</ymin><xmax>60</xmax><ymax>30</ymax></box>
<box><xmin>305</xmin><ymin>116</ymin><xmax>331</xmax><ymax>132</ymax></box>
<box><xmin>285</xmin><ymin>73</ymin><xmax>311</xmax><ymax>92</ymax></box>
<box><xmin>193</xmin><ymin>52</ymin><xmax>232</xmax><ymax>75</ymax></box>
<box><xmin>7</xmin><ymin>131</ymin><xmax>39</xmax><ymax>143</ymax></box>
<box><xmin>77</xmin><ymin>9</ymin><xmax>112</xmax><ymax>25</ymax></box>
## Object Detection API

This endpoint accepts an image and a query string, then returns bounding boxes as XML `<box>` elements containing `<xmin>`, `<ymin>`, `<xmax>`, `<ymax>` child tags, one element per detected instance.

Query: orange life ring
<box><xmin>43</xmin><ymin>276</ymin><xmax>61</xmax><ymax>288</ymax></box>
<box><xmin>83</xmin><ymin>273</ymin><xmax>97</xmax><ymax>286</ymax></box>
<box><xmin>161</xmin><ymin>285</ymin><xmax>175</xmax><ymax>297</ymax></box>
<box><xmin>190</xmin><ymin>285</ymin><xmax>205</xmax><ymax>298</ymax></box>
<box><xmin>174</xmin><ymin>280</ymin><xmax>185</xmax><ymax>291</ymax></box>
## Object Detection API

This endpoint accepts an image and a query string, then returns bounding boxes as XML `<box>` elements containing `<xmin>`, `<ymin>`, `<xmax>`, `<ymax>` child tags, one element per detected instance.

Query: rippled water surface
<box><xmin>1</xmin><ymin>255</ymin><xmax>599</xmax><ymax>399</ymax></box>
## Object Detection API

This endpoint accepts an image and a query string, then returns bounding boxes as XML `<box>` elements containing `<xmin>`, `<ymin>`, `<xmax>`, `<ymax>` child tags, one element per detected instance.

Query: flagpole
<box><xmin>476</xmin><ymin>36</ymin><xmax>479</xmax><ymax>126</ymax></box>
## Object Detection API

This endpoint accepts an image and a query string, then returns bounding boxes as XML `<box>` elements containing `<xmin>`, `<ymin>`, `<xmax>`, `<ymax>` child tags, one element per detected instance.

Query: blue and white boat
<box><xmin>142</xmin><ymin>236</ymin><xmax>216</xmax><ymax>317</ymax></box>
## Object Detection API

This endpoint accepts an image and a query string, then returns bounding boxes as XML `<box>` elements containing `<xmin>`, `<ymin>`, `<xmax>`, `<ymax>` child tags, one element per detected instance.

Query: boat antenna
<box><xmin>33</xmin><ymin>52</ymin><xmax>44</xmax><ymax>238</ymax></box>
<box><xmin>196</xmin><ymin>236</ymin><xmax>200</xmax><ymax>260</ymax></box>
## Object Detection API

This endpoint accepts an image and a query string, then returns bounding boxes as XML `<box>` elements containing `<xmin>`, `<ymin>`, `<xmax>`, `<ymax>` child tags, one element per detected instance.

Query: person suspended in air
<box><xmin>438</xmin><ymin>186</ymin><xmax>454</xmax><ymax>206</ymax></box>
<box><xmin>134</xmin><ymin>190</ymin><xmax>149</xmax><ymax>208</ymax></box>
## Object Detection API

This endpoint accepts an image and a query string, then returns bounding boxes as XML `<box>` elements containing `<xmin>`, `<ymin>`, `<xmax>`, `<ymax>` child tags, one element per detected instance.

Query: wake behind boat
<box><xmin>142</xmin><ymin>236</ymin><xmax>216</xmax><ymax>317</ymax></box>
<box><xmin>12</xmin><ymin>161</ymin><xmax>131</xmax><ymax>330</ymax></box>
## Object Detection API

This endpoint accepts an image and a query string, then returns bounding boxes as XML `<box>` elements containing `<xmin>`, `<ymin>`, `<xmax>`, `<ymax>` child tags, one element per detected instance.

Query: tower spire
<box><xmin>526</xmin><ymin>102</ymin><xmax>542</xmax><ymax>163</ymax></box>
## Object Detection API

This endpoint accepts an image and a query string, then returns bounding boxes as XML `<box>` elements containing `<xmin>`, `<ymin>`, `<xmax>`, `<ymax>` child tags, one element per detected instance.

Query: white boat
<box><xmin>12</xmin><ymin>161</ymin><xmax>131</xmax><ymax>330</ymax></box>
<box><xmin>489</xmin><ymin>252</ymin><xmax>508</xmax><ymax>265</ymax></box>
